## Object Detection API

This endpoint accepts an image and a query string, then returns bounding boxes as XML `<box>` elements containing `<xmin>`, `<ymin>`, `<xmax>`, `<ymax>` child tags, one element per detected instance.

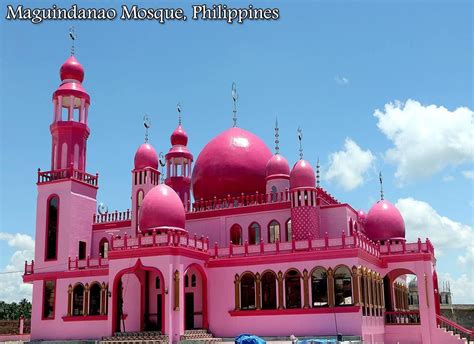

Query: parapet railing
<box><xmin>191</xmin><ymin>190</ymin><xmax>290</xmax><ymax>213</ymax></box>
<box><xmin>110</xmin><ymin>231</ymin><xmax>209</xmax><ymax>252</ymax></box>
<box><xmin>93</xmin><ymin>209</ymin><xmax>132</xmax><ymax>224</ymax></box>
<box><xmin>211</xmin><ymin>231</ymin><xmax>381</xmax><ymax>259</ymax></box>
<box><xmin>378</xmin><ymin>238</ymin><xmax>434</xmax><ymax>255</ymax></box>
<box><xmin>37</xmin><ymin>167</ymin><xmax>98</xmax><ymax>187</ymax></box>
<box><xmin>68</xmin><ymin>256</ymin><xmax>109</xmax><ymax>270</ymax></box>
<box><xmin>385</xmin><ymin>311</ymin><xmax>421</xmax><ymax>325</ymax></box>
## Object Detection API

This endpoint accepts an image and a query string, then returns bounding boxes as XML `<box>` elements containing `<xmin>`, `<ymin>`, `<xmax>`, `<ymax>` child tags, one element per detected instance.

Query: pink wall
<box><xmin>184</xmin><ymin>265</ymin><xmax>204</xmax><ymax>328</ymax></box>
<box><xmin>121</xmin><ymin>272</ymin><xmax>141</xmax><ymax>332</ymax></box>
<box><xmin>91</xmin><ymin>226</ymin><xmax>134</xmax><ymax>259</ymax></box>
<box><xmin>186</xmin><ymin>209</ymin><xmax>291</xmax><ymax>246</ymax></box>
<box><xmin>319</xmin><ymin>205</ymin><xmax>357</xmax><ymax>238</ymax></box>
<box><xmin>30</xmin><ymin>276</ymin><xmax>108</xmax><ymax>341</ymax></box>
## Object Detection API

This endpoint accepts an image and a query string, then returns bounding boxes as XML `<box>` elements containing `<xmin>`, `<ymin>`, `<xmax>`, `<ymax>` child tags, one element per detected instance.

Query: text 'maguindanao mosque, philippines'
<box><xmin>21</xmin><ymin>41</ymin><xmax>472</xmax><ymax>344</ymax></box>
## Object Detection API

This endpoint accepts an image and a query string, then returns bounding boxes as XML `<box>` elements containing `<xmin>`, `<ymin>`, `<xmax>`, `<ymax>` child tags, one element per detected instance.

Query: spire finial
<box><xmin>159</xmin><ymin>152</ymin><xmax>165</xmax><ymax>183</ymax></box>
<box><xmin>297</xmin><ymin>127</ymin><xmax>303</xmax><ymax>159</ymax></box>
<box><xmin>177</xmin><ymin>103</ymin><xmax>182</xmax><ymax>126</ymax></box>
<box><xmin>69</xmin><ymin>27</ymin><xmax>76</xmax><ymax>56</ymax></box>
<box><xmin>316</xmin><ymin>157</ymin><xmax>320</xmax><ymax>187</ymax></box>
<box><xmin>274</xmin><ymin>117</ymin><xmax>280</xmax><ymax>154</ymax></box>
<box><xmin>231</xmin><ymin>82</ymin><xmax>238</xmax><ymax>127</ymax></box>
<box><xmin>143</xmin><ymin>114</ymin><xmax>151</xmax><ymax>143</ymax></box>
<box><xmin>379</xmin><ymin>171</ymin><xmax>384</xmax><ymax>200</ymax></box>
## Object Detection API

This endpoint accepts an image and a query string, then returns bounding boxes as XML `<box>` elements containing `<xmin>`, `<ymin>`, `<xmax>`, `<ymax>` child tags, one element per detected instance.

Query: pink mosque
<box><xmin>21</xmin><ymin>53</ymin><xmax>470</xmax><ymax>344</ymax></box>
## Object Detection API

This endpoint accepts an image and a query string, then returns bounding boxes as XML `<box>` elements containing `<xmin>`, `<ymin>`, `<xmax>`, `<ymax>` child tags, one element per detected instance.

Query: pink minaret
<box><xmin>131</xmin><ymin>118</ymin><xmax>161</xmax><ymax>233</ymax></box>
<box><xmin>289</xmin><ymin>129</ymin><xmax>319</xmax><ymax>240</ymax></box>
<box><xmin>165</xmin><ymin>105</ymin><xmax>193</xmax><ymax>211</ymax></box>
<box><xmin>50</xmin><ymin>55</ymin><xmax>90</xmax><ymax>171</ymax></box>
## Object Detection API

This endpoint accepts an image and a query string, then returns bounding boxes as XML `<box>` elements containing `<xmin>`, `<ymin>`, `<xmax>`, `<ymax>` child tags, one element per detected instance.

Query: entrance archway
<box><xmin>383</xmin><ymin>268</ymin><xmax>419</xmax><ymax>324</ymax></box>
<box><xmin>112</xmin><ymin>259</ymin><xmax>165</xmax><ymax>334</ymax></box>
<box><xmin>183</xmin><ymin>263</ymin><xmax>208</xmax><ymax>330</ymax></box>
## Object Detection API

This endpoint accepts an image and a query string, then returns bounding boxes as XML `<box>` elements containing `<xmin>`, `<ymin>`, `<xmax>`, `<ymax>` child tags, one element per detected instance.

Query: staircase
<box><xmin>436</xmin><ymin>315</ymin><xmax>474</xmax><ymax>344</ymax></box>
<box><xmin>100</xmin><ymin>331</ymin><xmax>169</xmax><ymax>344</ymax></box>
<box><xmin>179</xmin><ymin>329</ymin><xmax>222</xmax><ymax>344</ymax></box>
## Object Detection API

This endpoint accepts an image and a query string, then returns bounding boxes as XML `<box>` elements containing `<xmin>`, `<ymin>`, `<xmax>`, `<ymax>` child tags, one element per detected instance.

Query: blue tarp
<box><xmin>235</xmin><ymin>334</ymin><xmax>266</xmax><ymax>344</ymax></box>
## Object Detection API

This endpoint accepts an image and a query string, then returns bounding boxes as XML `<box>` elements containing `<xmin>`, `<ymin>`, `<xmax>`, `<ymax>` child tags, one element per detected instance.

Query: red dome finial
<box><xmin>134</xmin><ymin>143</ymin><xmax>158</xmax><ymax>170</ymax></box>
<box><xmin>290</xmin><ymin>159</ymin><xmax>315</xmax><ymax>188</ymax></box>
<box><xmin>171</xmin><ymin>125</ymin><xmax>188</xmax><ymax>146</ymax></box>
<box><xmin>60</xmin><ymin>55</ymin><xmax>84</xmax><ymax>83</ymax></box>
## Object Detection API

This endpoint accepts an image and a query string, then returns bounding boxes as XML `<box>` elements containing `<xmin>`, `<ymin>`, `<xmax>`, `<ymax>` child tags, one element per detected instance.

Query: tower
<box><xmin>289</xmin><ymin>129</ymin><xmax>319</xmax><ymax>240</ymax></box>
<box><xmin>131</xmin><ymin>116</ymin><xmax>161</xmax><ymax>233</ymax></box>
<box><xmin>34</xmin><ymin>50</ymin><xmax>97</xmax><ymax>270</ymax></box>
<box><xmin>165</xmin><ymin>105</ymin><xmax>193</xmax><ymax>211</ymax></box>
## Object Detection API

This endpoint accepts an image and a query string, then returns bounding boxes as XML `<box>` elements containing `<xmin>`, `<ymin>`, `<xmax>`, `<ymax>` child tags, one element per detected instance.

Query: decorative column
<box><xmin>367</xmin><ymin>271</ymin><xmax>373</xmax><ymax>316</ymax></box>
<box><xmin>234</xmin><ymin>274</ymin><xmax>240</xmax><ymax>311</ymax></box>
<box><xmin>67</xmin><ymin>284</ymin><xmax>73</xmax><ymax>316</ymax></box>
<box><xmin>303</xmin><ymin>269</ymin><xmax>310</xmax><ymax>309</ymax></box>
<box><xmin>255</xmin><ymin>273</ymin><xmax>261</xmax><ymax>310</ymax></box>
<box><xmin>173</xmin><ymin>270</ymin><xmax>180</xmax><ymax>311</ymax></box>
<box><xmin>327</xmin><ymin>268</ymin><xmax>335</xmax><ymax>307</ymax></box>
<box><xmin>277</xmin><ymin>271</ymin><xmax>284</xmax><ymax>309</ymax></box>
<box><xmin>351</xmin><ymin>266</ymin><xmax>360</xmax><ymax>306</ymax></box>
<box><xmin>84</xmin><ymin>283</ymin><xmax>90</xmax><ymax>316</ymax></box>
<box><xmin>100</xmin><ymin>282</ymin><xmax>107</xmax><ymax>315</ymax></box>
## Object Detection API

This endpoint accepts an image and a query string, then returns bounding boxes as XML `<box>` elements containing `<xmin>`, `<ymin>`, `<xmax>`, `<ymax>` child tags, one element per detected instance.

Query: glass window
<box><xmin>334</xmin><ymin>266</ymin><xmax>353</xmax><ymax>306</ymax></box>
<box><xmin>99</xmin><ymin>238</ymin><xmax>109</xmax><ymax>258</ymax></box>
<box><xmin>72</xmin><ymin>284</ymin><xmax>84</xmax><ymax>316</ymax></box>
<box><xmin>240</xmin><ymin>273</ymin><xmax>256</xmax><ymax>310</ymax></box>
<box><xmin>271</xmin><ymin>186</ymin><xmax>277</xmax><ymax>202</ymax></box>
<box><xmin>46</xmin><ymin>197</ymin><xmax>59</xmax><ymax>260</ymax></box>
<box><xmin>285</xmin><ymin>270</ymin><xmax>301</xmax><ymax>309</ymax></box>
<box><xmin>261</xmin><ymin>271</ymin><xmax>277</xmax><ymax>309</ymax></box>
<box><xmin>268</xmin><ymin>220</ymin><xmax>280</xmax><ymax>243</ymax></box>
<box><xmin>286</xmin><ymin>219</ymin><xmax>292</xmax><ymax>242</ymax></box>
<box><xmin>230</xmin><ymin>224</ymin><xmax>242</xmax><ymax>245</ymax></box>
<box><xmin>311</xmin><ymin>268</ymin><xmax>328</xmax><ymax>307</ymax></box>
<box><xmin>248</xmin><ymin>222</ymin><xmax>261</xmax><ymax>245</ymax></box>
<box><xmin>89</xmin><ymin>283</ymin><xmax>101</xmax><ymax>316</ymax></box>
<box><xmin>43</xmin><ymin>280</ymin><xmax>55</xmax><ymax>319</ymax></box>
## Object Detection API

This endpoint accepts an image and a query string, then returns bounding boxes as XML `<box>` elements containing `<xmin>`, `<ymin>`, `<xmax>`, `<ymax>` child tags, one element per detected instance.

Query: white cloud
<box><xmin>0</xmin><ymin>232</ymin><xmax>34</xmax><ymax>302</ymax></box>
<box><xmin>395</xmin><ymin>198</ymin><xmax>474</xmax><ymax>265</ymax></box>
<box><xmin>374</xmin><ymin>100</ymin><xmax>473</xmax><ymax>184</ymax></box>
<box><xmin>462</xmin><ymin>170</ymin><xmax>474</xmax><ymax>180</ymax></box>
<box><xmin>440</xmin><ymin>273</ymin><xmax>474</xmax><ymax>304</ymax></box>
<box><xmin>324</xmin><ymin>138</ymin><xmax>375</xmax><ymax>191</ymax></box>
<box><xmin>335</xmin><ymin>76</ymin><xmax>349</xmax><ymax>85</ymax></box>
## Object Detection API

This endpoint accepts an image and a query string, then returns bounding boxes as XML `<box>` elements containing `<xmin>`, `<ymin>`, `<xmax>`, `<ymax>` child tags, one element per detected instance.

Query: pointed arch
<box><xmin>230</xmin><ymin>224</ymin><xmax>242</xmax><ymax>245</ymax></box>
<box><xmin>268</xmin><ymin>220</ymin><xmax>281</xmax><ymax>243</ymax></box>
<box><xmin>248</xmin><ymin>222</ymin><xmax>261</xmax><ymax>245</ymax></box>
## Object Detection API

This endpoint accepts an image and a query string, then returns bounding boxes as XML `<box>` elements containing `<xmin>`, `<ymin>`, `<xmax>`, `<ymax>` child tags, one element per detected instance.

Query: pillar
<box><xmin>256</xmin><ymin>273</ymin><xmax>261</xmax><ymax>310</ymax></box>
<box><xmin>303</xmin><ymin>269</ymin><xmax>310</xmax><ymax>309</ymax></box>
<box><xmin>327</xmin><ymin>268</ymin><xmax>335</xmax><ymax>307</ymax></box>
<box><xmin>234</xmin><ymin>274</ymin><xmax>240</xmax><ymax>311</ymax></box>
<box><xmin>277</xmin><ymin>271</ymin><xmax>284</xmax><ymax>309</ymax></box>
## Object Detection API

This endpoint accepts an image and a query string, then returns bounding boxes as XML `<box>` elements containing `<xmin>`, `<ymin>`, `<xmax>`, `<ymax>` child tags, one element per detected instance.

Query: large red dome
<box><xmin>365</xmin><ymin>200</ymin><xmax>405</xmax><ymax>241</ymax></box>
<box><xmin>192</xmin><ymin>127</ymin><xmax>272</xmax><ymax>200</ymax></box>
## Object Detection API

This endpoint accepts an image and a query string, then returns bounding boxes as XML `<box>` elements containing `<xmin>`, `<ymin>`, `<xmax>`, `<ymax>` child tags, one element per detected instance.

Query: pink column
<box><xmin>68</xmin><ymin>95</ymin><xmax>74</xmax><ymax>121</ymax></box>
<box><xmin>57</xmin><ymin>96</ymin><xmax>63</xmax><ymax>121</ymax></box>
<box><xmin>79</xmin><ymin>98</ymin><xmax>85</xmax><ymax>123</ymax></box>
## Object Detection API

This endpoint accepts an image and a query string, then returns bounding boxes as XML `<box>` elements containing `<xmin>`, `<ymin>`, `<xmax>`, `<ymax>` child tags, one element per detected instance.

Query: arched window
<box><xmin>248</xmin><ymin>222</ymin><xmax>261</xmax><ymax>245</ymax></box>
<box><xmin>261</xmin><ymin>271</ymin><xmax>277</xmax><ymax>309</ymax></box>
<box><xmin>271</xmin><ymin>185</ymin><xmax>278</xmax><ymax>202</ymax></box>
<box><xmin>268</xmin><ymin>220</ymin><xmax>280</xmax><ymax>243</ymax></box>
<box><xmin>334</xmin><ymin>266</ymin><xmax>353</xmax><ymax>306</ymax></box>
<box><xmin>311</xmin><ymin>268</ymin><xmax>328</xmax><ymax>307</ymax></box>
<box><xmin>285</xmin><ymin>269</ymin><xmax>302</xmax><ymax>309</ymax></box>
<box><xmin>136</xmin><ymin>190</ymin><xmax>144</xmax><ymax>230</ymax></box>
<box><xmin>240</xmin><ymin>273</ymin><xmax>256</xmax><ymax>310</ymax></box>
<box><xmin>89</xmin><ymin>283</ymin><xmax>101</xmax><ymax>316</ymax></box>
<box><xmin>230</xmin><ymin>224</ymin><xmax>242</xmax><ymax>245</ymax></box>
<box><xmin>185</xmin><ymin>275</ymin><xmax>189</xmax><ymax>288</ymax></box>
<box><xmin>99</xmin><ymin>238</ymin><xmax>109</xmax><ymax>259</ymax></box>
<box><xmin>46</xmin><ymin>196</ymin><xmax>59</xmax><ymax>260</ymax></box>
<box><xmin>191</xmin><ymin>274</ymin><xmax>196</xmax><ymax>287</ymax></box>
<box><xmin>72</xmin><ymin>284</ymin><xmax>84</xmax><ymax>316</ymax></box>
<box><xmin>285</xmin><ymin>219</ymin><xmax>292</xmax><ymax>242</ymax></box>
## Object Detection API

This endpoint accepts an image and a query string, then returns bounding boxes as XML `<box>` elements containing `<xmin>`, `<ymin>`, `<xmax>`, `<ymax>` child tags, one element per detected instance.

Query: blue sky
<box><xmin>0</xmin><ymin>0</ymin><xmax>473</xmax><ymax>303</ymax></box>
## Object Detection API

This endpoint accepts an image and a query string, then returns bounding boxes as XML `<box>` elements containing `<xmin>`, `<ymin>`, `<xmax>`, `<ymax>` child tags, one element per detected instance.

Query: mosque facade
<box><xmin>22</xmin><ymin>53</ymin><xmax>467</xmax><ymax>344</ymax></box>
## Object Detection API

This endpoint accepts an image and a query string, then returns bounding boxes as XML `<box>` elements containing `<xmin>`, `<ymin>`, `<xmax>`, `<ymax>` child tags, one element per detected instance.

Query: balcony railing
<box><xmin>37</xmin><ymin>167</ymin><xmax>98</xmax><ymax>187</ymax></box>
<box><xmin>111</xmin><ymin>231</ymin><xmax>209</xmax><ymax>252</ymax></box>
<box><xmin>93</xmin><ymin>210</ymin><xmax>131</xmax><ymax>224</ymax></box>
<box><xmin>379</xmin><ymin>238</ymin><xmax>434</xmax><ymax>255</ymax></box>
<box><xmin>385</xmin><ymin>311</ymin><xmax>421</xmax><ymax>325</ymax></box>
<box><xmin>68</xmin><ymin>256</ymin><xmax>109</xmax><ymax>270</ymax></box>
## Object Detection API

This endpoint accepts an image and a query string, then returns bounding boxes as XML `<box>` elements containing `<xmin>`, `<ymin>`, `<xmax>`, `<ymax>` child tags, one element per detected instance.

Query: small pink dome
<box><xmin>192</xmin><ymin>127</ymin><xmax>272</xmax><ymax>200</ymax></box>
<box><xmin>139</xmin><ymin>184</ymin><xmax>185</xmax><ymax>232</ymax></box>
<box><xmin>134</xmin><ymin>143</ymin><xmax>158</xmax><ymax>170</ymax></box>
<box><xmin>365</xmin><ymin>200</ymin><xmax>405</xmax><ymax>241</ymax></box>
<box><xmin>171</xmin><ymin>125</ymin><xmax>188</xmax><ymax>146</ymax></box>
<box><xmin>357</xmin><ymin>209</ymin><xmax>366</xmax><ymax>223</ymax></box>
<box><xmin>266</xmin><ymin>154</ymin><xmax>290</xmax><ymax>178</ymax></box>
<box><xmin>290</xmin><ymin>159</ymin><xmax>315</xmax><ymax>188</ymax></box>
<box><xmin>60</xmin><ymin>56</ymin><xmax>84</xmax><ymax>82</ymax></box>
